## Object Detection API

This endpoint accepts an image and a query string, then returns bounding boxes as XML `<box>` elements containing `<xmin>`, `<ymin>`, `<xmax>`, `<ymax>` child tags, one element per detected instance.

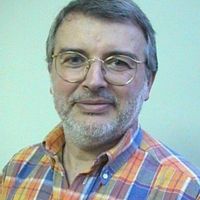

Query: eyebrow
<box><xmin>57</xmin><ymin>48</ymin><xmax>140</xmax><ymax>60</ymax></box>
<box><xmin>57</xmin><ymin>48</ymin><xmax>88</xmax><ymax>56</ymax></box>
<box><xmin>103</xmin><ymin>51</ymin><xmax>139</xmax><ymax>60</ymax></box>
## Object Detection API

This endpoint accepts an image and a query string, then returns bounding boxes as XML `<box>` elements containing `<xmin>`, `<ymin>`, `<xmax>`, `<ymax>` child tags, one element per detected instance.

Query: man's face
<box><xmin>50</xmin><ymin>13</ymin><xmax>153</xmax><ymax>150</ymax></box>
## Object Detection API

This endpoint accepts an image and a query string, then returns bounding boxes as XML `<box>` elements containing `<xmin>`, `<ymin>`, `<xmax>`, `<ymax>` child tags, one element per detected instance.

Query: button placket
<box><xmin>101</xmin><ymin>168</ymin><xmax>112</xmax><ymax>185</ymax></box>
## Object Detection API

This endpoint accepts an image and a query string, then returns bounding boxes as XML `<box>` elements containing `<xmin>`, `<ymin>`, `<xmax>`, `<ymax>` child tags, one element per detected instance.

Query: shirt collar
<box><xmin>42</xmin><ymin>123</ymin><xmax>65</xmax><ymax>157</ymax></box>
<box><xmin>104</xmin><ymin>126</ymin><xmax>141</xmax><ymax>162</ymax></box>
<box><xmin>42</xmin><ymin>124</ymin><xmax>142</xmax><ymax>170</ymax></box>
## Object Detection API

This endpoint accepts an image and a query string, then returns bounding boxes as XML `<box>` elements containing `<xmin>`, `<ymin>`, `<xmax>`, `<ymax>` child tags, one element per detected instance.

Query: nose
<box><xmin>81</xmin><ymin>59</ymin><xmax>108</xmax><ymax>91</ymax></box>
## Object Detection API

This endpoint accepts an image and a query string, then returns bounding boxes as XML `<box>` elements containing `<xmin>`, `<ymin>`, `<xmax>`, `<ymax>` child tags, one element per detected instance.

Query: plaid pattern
<box><xmin>1</xmin><ymin>125</ymin><xmax>200</xmax><ymax>200</ymax></box>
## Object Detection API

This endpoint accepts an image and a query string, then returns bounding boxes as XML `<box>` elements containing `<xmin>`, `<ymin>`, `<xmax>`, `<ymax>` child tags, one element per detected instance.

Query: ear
<box><xmin>48</xmin><ymin>64</ymin><xmax>52</xmax><ymax>73</ymax></box>
<box><xmin>144</xmin><ymin>73</ymin><xmax>156</xmax><ymax>101</ymax></box>
<box><xmin>49</xmin><ymin>77</ymin><xmax>54</xmax><ymax>95</ymax></box>
<box><xmin>50</xmin><ymin>87</ymin><xmax>53</xmax><ymax>95</ymax></box>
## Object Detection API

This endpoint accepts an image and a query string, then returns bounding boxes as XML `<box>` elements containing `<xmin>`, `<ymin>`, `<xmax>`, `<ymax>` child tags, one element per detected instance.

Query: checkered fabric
<box><xmin>1</xmin><ymin>125</ymin><xmax>200</xmax><ymax>199</ymax></box>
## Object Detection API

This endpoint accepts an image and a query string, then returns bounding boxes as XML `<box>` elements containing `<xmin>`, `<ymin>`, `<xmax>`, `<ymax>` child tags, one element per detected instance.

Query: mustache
<box><xmin>68</xmin><ymin>90</ymin><xmax>118</xmax><ymax>106</ymax></box>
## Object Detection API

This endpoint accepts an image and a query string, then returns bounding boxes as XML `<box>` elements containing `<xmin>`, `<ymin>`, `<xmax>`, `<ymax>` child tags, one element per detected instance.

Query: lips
<box><xmin>74</xmin><ymin>98</ymin><xmax>114</xmax><ymax>114</ymax></box>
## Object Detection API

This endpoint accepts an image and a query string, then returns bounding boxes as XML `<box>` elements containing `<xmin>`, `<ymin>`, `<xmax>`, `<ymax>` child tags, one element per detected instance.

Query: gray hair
<box><xmin>46</xmin><ymin>0</ymin><xmax>158</xmax><ymax>78</ymax></box>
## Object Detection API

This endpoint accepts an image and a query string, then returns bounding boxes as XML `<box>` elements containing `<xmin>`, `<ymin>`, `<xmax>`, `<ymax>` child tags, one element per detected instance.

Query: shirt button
<box><xmin>102</xmin><ymin>173</ymin><xmax>109</xmax><ymax>180</ymax></box>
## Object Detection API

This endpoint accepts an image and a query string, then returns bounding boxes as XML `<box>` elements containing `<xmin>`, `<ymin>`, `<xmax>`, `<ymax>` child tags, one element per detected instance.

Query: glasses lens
<box><xmin>54</xmin><ymin>52</ymin><xmax>139</xmax><ymax>85</ymax></box>
<box><xmin>55</xmin><ymin>52</ymin><xmax>87</xmax><ymax>82</ymax></box>
<box><xmin>104</xmin><ymin>55</ymin><xmax>137</xmax><ymax>85</ymax></box>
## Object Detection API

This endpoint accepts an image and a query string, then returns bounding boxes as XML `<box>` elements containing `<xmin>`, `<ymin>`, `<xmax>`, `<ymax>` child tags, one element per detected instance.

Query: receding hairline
<box><xmin>46</xmin><ymin>0</ymin><xmax>158</xmax><ymax>77</ymax></box>
<box><xmin>54</xmin><ymin>11</ymin><xmax>148</xmax><ymax>46</ymax></box>
<box><xmin>53</xmin><ymin>12</ymin><xmax>147</xmax><ymax>62</ymax></box>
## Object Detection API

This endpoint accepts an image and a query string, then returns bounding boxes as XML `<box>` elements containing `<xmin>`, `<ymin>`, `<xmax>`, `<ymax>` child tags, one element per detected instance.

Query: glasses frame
<box><xmin>52</xmin><ymin>51</ymin><xmax>144</xmax><ymax>86</ymax></box>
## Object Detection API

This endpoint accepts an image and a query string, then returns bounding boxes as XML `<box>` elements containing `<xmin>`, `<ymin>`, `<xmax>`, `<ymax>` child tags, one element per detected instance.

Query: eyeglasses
<box><xmin>52</xmin><ymin>51</ymin><xmax>144</xmax><ymax>86</ymax></box>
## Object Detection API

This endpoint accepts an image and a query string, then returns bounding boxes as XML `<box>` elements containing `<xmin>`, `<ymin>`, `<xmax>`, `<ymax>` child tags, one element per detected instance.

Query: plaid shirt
<box><xmin>1</xmin><ymin>125</ymin><xmax>200</xmax><ymax>200</ymax></box>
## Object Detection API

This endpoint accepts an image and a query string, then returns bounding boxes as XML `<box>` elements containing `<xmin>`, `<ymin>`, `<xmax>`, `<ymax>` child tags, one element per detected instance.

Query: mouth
<box><xmin>74</xmin><ymin>98</ymin><xmax>115</xmax><ymax>114</ymax></box>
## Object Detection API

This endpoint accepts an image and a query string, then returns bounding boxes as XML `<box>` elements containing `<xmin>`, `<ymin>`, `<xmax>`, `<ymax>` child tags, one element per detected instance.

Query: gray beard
<box><xmin>53</xmin><ymin>83</ymin><xmax>148</xmax><ymax>150</ymax></box>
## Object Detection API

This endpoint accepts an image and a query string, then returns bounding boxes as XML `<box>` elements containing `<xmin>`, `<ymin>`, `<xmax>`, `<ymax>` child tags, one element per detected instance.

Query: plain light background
<box><xmin>0</xmin><ymin>1</ymin><xmax>200</xmax><ymax>171</ymax></box>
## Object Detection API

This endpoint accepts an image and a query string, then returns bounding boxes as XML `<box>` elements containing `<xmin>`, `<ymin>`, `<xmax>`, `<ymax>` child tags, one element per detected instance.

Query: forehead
<box><xmin>54</xmin><ymin>13</ymin><xmax>146</xmax><ymax>57</ymax></box>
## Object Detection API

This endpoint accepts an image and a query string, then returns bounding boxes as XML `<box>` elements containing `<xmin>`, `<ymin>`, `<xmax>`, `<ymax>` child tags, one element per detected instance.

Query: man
<box><xmin>1</xmin><ymin>0</ymin><xmax>200</xmax><ymax>199</ymax></box>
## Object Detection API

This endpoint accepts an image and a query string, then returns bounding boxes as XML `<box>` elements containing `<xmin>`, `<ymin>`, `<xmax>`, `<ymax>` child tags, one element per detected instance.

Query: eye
<box><xmin>105</xmin><ymin>57</ymin><xmax>132</xmax><ymax>71</ymax></box>
<box><xmin>60</xmin><ymin>53</ymin><xmax>86</xmax><ymax>68</ymax></box>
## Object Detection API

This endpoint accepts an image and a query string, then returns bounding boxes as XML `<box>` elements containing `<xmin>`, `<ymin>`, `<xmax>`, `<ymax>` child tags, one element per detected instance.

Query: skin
<box><xmin>50</xmin><ymin>13</ymin><xmax>154</xmax><ymax>185</ymax></box>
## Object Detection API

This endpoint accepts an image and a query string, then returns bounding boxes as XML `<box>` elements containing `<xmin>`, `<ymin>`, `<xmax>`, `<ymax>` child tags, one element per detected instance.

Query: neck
<box><xmin>62</xmin><ymin>122</ymin><xmax>138</xmax><ymax>185</ymax></box>
<box><xmin>62</xmin><ymin>135</ymin><xmax>120</xmax><ymax>185</ymax></box>
<box><xmin>63</xmin><ymin>134</ymin><xmax>120</xmax><ymax>166</ymax></box>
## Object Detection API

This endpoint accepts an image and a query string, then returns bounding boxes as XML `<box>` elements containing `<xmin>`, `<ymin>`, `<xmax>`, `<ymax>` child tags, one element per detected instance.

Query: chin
<box><xmin>62</xmin><ymin>115</ymin><xmax>122</xmax><ymax>149</ymax></box>
<box><xmin>72</xmin><ymin>113</ymin><xmax>115</xmax><ymax>124</ymax></box>
<box><xmin>73</xmin><ymin>133</ymin><xmax>122</xmax><ymax>151</ymax></box>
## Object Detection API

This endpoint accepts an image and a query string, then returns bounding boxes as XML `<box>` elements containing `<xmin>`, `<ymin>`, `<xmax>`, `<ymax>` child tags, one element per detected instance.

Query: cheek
<box><xmin>112</xmin><ymin>87</ymin><xmax>132</xmax><ymax>111</ymax></box>
<box><xmin>114</xmin><ymin>79</ymin><xmax>147</xmax><ymax>108</ymax></box>
<box><xmin>51</xmin><ymin>74</ymin><xmax>77</xmax><ymax>97</ymax></box>
<box><xmin>115</xmin><ymin>83</ymin><xmax>140</xmax><ymax>100</ymax></box>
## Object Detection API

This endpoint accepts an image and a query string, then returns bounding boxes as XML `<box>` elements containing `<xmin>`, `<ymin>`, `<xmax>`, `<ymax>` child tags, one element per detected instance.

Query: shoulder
<box><xmin>1</xmin><ymin>143</ymin><xmax>48</xmax><ymax>178</ymax></box>
<box><xmin>141</xmin><ymin>130</ymin><xmax>199</xmax><ymax>173</ymax></box>
<box><xmin>138</xmin><ymin>130</ymin><xmax>200</xmax><ymax>198</ymax></box>
<box><xmin>140</xmin><ymin>130</ymin><xmax>200</xmax><ymax>178</ymax></box>
<box><xmin>8</xmin><ymin>144</ymin><xmax>44</xmax><ymax>163</ymax></box>
<box><xmin>0</xmin><ymin>144</ymin><xmax>53</xmax><ymax>199</ymax></box>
